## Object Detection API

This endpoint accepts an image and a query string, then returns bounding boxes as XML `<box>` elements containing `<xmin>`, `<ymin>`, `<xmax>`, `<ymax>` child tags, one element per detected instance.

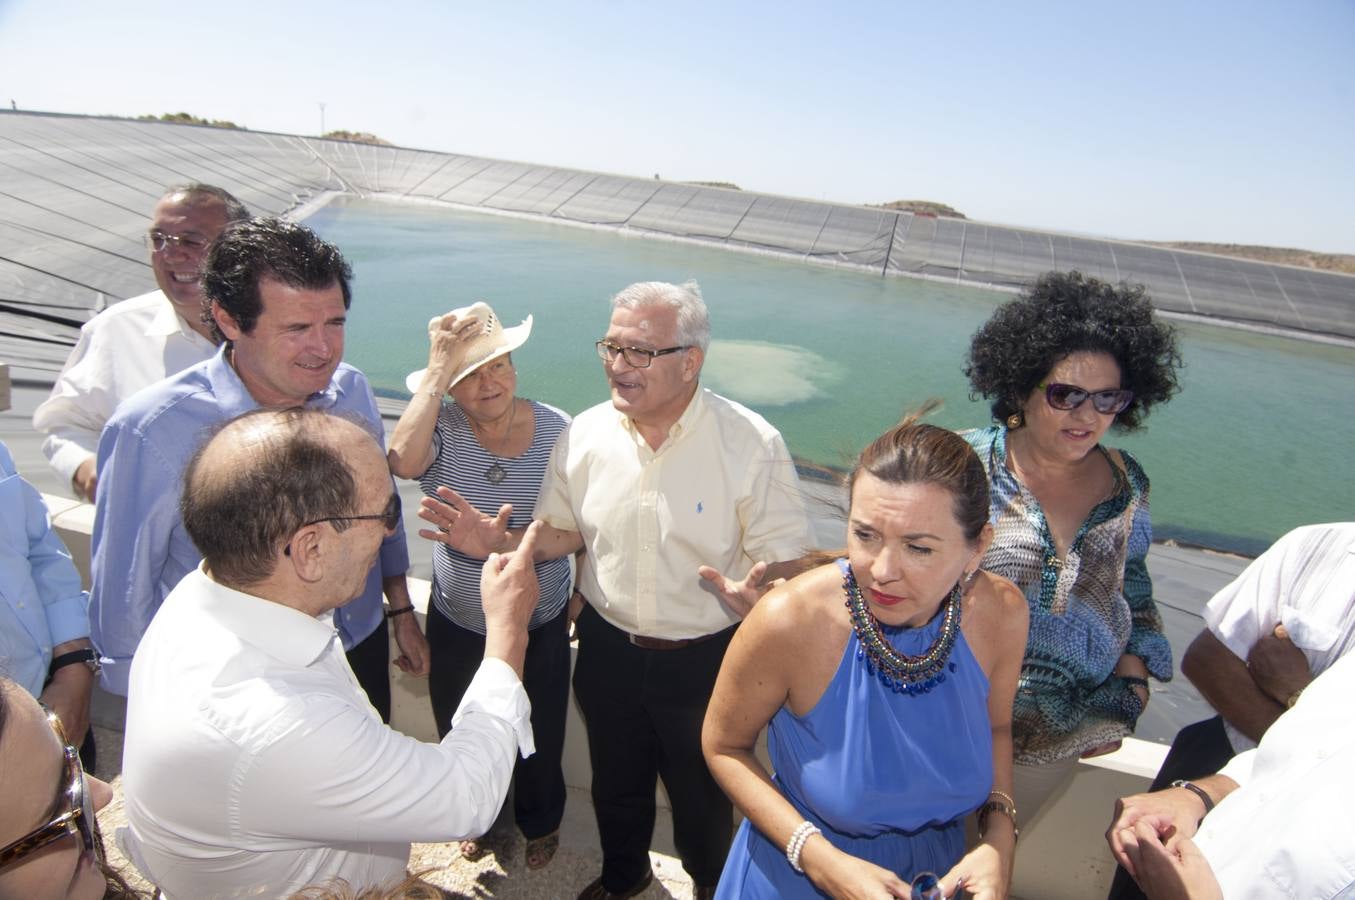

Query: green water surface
<box><xmin>309</xmin><ymin>197</ymin><xmax>1355</xmax><ymax>557</ymax></box>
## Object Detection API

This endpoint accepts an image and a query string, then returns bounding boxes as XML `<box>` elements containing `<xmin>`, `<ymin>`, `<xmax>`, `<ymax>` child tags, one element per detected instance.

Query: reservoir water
<box><xmin>308</xmin><ymin>197</ymin><xmax>1355</xmax><ymax>558</ymax></box>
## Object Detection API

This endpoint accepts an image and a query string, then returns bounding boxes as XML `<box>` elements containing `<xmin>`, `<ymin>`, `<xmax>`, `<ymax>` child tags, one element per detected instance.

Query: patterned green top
<box><xmin>963</xmin><ymin>425</ymin><xmax>1172</xmax><ymax>765</ymax></box>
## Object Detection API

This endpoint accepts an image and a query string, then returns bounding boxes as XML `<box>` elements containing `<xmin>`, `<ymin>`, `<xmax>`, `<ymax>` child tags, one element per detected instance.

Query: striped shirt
<box><xmin>419</xmin><ymin>400</ymin><xmax>571</xmax><ymax>633</ymax></box>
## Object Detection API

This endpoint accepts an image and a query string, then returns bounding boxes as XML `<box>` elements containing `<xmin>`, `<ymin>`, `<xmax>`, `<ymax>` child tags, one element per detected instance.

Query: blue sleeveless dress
<box><xmin>714</xmin><ymin>561</ymin><xmax>994</xmax><ymax>898</ymax></box>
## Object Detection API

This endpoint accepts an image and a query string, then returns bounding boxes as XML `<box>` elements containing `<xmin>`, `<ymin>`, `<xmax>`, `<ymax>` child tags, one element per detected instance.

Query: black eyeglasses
<box><xmin>303</xmin><ymin>492</ymin><xmax>402</xmax><ymax>534</ymax></box>
<box><xmin>1039</xmin><ymin>382</ymin><xmax>1134</xmax><ymax>415</ymax></box>
<box><xmin>0</xmin><ymin>710</ymin><xmax>102</xmax><ymax>871</ymax></box>
<box><xmin>595</xmin><ymin>340</ymin><xmax>690</xmax><ymax>369</ymax></box>
<box><xmin>145</xmin><ymin>230</ymin><xmax>211</xmax><ymax>253</ymax></box>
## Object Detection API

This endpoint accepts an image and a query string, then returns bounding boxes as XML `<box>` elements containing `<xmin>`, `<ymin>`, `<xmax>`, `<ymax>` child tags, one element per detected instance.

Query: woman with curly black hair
<box><xmin>962</xmin><ymin>270</ymin><xmax>1183</xmax><ymax>823</ymax></box>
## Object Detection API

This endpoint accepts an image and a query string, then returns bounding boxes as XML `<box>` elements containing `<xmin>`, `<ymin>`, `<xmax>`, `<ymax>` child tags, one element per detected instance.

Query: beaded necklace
<box><xmin>843</xmin><ymin>566</ymin><xmax>962</xmax><ymax>695</ymax></box>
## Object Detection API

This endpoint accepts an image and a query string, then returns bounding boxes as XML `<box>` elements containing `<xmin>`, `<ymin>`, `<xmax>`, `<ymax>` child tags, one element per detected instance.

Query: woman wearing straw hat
<box><xmin>389</xmin><ymin>302</ymin><xmax>571</xmax><ymax>871</ymax></box>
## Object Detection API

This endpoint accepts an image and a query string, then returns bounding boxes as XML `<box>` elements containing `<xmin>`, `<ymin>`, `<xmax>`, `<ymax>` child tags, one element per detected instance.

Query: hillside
<box><xmin>1141</xmin><ymin>241</ymin><xmax>1355</xmax><ymax>275</ymax></box>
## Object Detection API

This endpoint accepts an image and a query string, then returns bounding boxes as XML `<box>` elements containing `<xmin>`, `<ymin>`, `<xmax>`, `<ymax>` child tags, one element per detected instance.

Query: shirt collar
<box><xmin>616</xmin><ymin>385</ymin><xmax>706</xmax><ymax>448</ymax></box>
<box><xmin>203</xmin><ymin>346</ymin><xmax>347</xmax><ymax>416</ymax></box>
<box><xmin>189</xmin><ymin>566</ymin><xmax>338</xmax><ymax>668</ymax></box>
<box><xmin>146</xmin><ymin>293</ymin><xmax>212</xmax><ymax>347</ymax></box>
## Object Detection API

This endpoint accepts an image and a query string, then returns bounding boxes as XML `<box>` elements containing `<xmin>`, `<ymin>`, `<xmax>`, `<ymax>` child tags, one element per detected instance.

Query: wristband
<box><xmin>386</xmin><ymin>606</ymin><xmax>416</xmax><ymax>620</ymax></box>
<box><xmin>977</xmin><ymin>799</ymin><xmax>1019</xmax><ymax>842</ymax></box>
<box><xmin>49</xmin><ymin>648</ymin><xmax>101</xmax><ymax>678</ymax></box>
<box><xmin>1170</xmin><ymin>780</ymin><xmax>1215</xmax><ymax>817</ymax></box>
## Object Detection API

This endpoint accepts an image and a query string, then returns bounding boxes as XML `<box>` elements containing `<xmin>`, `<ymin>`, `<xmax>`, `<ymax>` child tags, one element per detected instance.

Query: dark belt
<box><xmin>626</xmin><ymin>630</ymin><xmax>724</xmax><ymax>651</ymax></box>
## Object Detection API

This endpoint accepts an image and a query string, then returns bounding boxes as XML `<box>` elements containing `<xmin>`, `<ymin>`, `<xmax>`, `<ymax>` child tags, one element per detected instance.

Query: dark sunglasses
<box><xmin>0</xmin><ymin>710</ymin><xmax>102</xmax><ymax>871</ymax></box>
<box><xmin>303</xmin><ymin>491</ymin><xmax>402</xmax><ymax>534</ymax></box>
<box><xmin>1039</xmin><ymin>382</ymin><xmax>1134</xmax><ymax>415</ymax></box>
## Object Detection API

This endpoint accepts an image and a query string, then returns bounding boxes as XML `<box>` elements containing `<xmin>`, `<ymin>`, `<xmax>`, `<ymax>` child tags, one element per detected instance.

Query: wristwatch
<box><xmin>48</xmin><ymin>647</ymin><xmax>102</xmax><ymax>678</ymax></box>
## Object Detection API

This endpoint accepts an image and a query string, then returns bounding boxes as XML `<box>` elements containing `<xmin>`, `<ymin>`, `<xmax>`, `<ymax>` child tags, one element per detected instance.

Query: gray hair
<box><xmin>610</xmin><ymin>280</ymin><xmax>711</xmax><ymax>352</ymax></box>
<box><xmin>161</xmin><ymin>183</ymin><xmax>250</xmax><ymax>223</ymax></box>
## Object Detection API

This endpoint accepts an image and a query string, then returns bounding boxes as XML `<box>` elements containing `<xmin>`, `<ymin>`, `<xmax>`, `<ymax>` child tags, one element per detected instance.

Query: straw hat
<box><xmin>404</xmin><ymin>301</ymin><xmax>534</xmax><ymax>394</ymax></box>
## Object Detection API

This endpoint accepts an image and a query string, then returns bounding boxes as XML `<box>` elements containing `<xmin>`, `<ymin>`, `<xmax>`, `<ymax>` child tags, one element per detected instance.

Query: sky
<box><xmin>2</xmin><ymin>0</ymin><xmax>1352</xmax><ymax>253</ymax></box>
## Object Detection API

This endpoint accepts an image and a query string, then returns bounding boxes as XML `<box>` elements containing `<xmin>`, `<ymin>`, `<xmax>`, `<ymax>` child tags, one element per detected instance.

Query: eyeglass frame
<box><xmin>595</xmin><ymin>339</ymin><xmax>691</xmax><ymax>369</ymax></box>
<box><xmin>0</xmin><ymin>708</ymin><xmax>102</xmax><ymax>871</ymax></box>
<box><xmin>144</xmin><ymin>230</ymin><xmax>212</xmax><ymax>253</ymax></box>
<box><xmin>300</xmin><ymin>490</ymin><xmax>402</xmax><ymax>534</ymax></box>
<box><xmin>1038</xmin><ymin>381</ymin><xmax>1135</xmax><ymax>415</ymax></box>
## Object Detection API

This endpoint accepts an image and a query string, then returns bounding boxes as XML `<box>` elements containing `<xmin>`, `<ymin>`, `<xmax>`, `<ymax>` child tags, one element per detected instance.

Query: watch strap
<box><xmin>1170</xmin><ymin>779</ymin><xmax>1215</xmax><ymax>816</ymax></box>
<box><xmin>49</xmin><ymin>647</ymin><xmax>99</xmax><ymax>676</ymax></box>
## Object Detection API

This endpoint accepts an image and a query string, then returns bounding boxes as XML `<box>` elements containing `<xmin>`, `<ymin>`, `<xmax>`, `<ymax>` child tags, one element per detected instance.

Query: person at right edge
<box><xmin>961</xmin><ymin>270</ymin><xmax>1183</xmax><ymax>824</ymax></box>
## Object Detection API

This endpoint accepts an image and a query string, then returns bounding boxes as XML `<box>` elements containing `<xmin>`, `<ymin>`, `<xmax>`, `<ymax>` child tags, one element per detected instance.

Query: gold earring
<box><xmin>1006</xmin><ymin>411</ymin><xmax>1024</xmax><ymax>429</ymax></box>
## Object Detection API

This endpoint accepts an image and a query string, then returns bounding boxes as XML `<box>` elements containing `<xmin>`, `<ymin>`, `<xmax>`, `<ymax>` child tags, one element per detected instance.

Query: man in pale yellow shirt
<box><xmin>422</xmin><ymin>280</ymin><xmax>811</xmax><ymax>899</ymax></box>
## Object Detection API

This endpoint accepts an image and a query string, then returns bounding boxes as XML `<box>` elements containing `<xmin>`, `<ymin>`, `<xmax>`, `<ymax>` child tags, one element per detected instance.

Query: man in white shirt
<box><xmin>1107</xmin><ymin>649</ymin><xmax>1355</xmax><ymax>898</ymax></box>
<box><xmin>1106</xmin><ymin>522</ymin><xmax>1355</xmax><ymax>900</ymax></box>
<box><xmin>32</xmin><ymin>183</ymin><xmax>248</xmax><ymax>501</ymax></box>
<box><xmin>424</xmin><ymin>281</ymin><xmax>811</xmax><ymax>900</ymax></box>
<box><xmin>119</xmin><ymin>407</ymin><xmax>541</xmax><ymax>898</ymax></box>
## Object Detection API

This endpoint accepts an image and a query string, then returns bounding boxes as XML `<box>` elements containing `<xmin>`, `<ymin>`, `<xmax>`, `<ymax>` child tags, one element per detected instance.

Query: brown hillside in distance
<box><xmin>1141</xmin><ymin>241</ymin><xmax>1355</xmax><ymax>275</ymax></box>
<box><xmin>322</xmin><ymin>130</ymin><xmax>393</xmax><ymax>146</ymax></box>
<box><xmin>873</xmin><ymin>199</ymin><xmax>966</xmax><ymax>218</ymax></box>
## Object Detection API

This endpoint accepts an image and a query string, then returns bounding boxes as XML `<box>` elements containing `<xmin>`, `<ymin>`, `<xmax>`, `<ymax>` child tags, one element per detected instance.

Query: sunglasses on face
<box><xmin>1039</xmin><ymin>382</ymin><xmax>1134</xmax><ymax>415</ymax></box>
<box><xmin>0</xmin><ymin>710</ymin><xmax>102</xmax><ymax>871</ymax></box>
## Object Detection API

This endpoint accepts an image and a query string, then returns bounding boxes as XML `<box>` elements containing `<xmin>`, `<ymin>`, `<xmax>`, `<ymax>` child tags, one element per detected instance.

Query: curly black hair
<box><xmin>964</xmin><ymin>270</ymin><xmax>1182</xmax><ymax>432</ymax></box>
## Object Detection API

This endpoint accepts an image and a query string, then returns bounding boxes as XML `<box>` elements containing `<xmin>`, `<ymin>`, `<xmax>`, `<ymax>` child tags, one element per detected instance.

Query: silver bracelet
<box><xmin>785</xmin><ymin>820</ymin><xmax>821</xmax><ymax>874</ymax></box>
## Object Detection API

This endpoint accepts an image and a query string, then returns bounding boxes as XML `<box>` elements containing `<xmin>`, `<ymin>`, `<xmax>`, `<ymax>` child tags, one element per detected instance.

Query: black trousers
<box><xmin>573</xmin><ymin>604</ymin><xmax>736</xmax><ymax>891</ymax></box>
<box><xmin>427</xmin><ymin>605</ymin><xmax>571</xmax><ymax>839</ymax></box>
<box><xmin>345</xmin><ymin>617</ymin><xmax>392</xmax><ymax>724</ymax></box>
<box><xmin>1106</xmin><ymin>715</ymin><xmax>1235</xmax><ymax>900</ymax></box>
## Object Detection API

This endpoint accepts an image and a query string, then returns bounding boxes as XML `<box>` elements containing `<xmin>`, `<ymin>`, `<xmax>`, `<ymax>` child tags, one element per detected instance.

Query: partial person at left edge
<box><xmin>32</xmin><ymin>183</ymin><xmax>249</xmax><ymax>503</ymax></box>
<box><xmin>0</xmin><ymin>439</ymin><xmax>100</xmax><ymax>771</ymax></box>
<box><xmin>88</xmin><ymin>217</ymin><xmax>429</xmax><ymax>708</ymax></box>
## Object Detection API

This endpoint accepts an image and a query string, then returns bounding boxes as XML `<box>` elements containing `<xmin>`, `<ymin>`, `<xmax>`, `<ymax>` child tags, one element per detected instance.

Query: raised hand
<box><xmin>698</xmin><ymin>560</ymin><xmax>772</xmax><ymax>618</ymax></box>
<box><xmin>418</xmin><ymin>485</ymin><xmax>512</xmax><ymax>559</ymax></box>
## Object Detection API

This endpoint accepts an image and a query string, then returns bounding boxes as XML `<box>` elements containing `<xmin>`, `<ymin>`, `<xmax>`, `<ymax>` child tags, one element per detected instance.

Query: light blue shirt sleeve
<box><xmin>327</xmin><ymin>367</ymin><xmax>411</xmax><ymax>650</ymax></box>
<box><xmin>0</xmin><ymin>442</ymin><xmax>89</xmax><ymax>697</ymax></box>
<box><xmin>90</xmin><ymin>416</ymin><xmax>185</xmax><ymax>695</ymax></box>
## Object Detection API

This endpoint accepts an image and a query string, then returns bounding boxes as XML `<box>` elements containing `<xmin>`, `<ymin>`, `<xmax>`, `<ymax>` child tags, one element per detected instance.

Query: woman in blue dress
<box><xmin>703</xmin><ymin>410</ymin><xmax>1028</xmax><ymax>899</ymax></box>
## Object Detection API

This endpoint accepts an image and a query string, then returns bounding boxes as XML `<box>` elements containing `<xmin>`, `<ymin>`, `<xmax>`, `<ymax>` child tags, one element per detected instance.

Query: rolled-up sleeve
<box><xmin>533</xmin><ymin>428</ymin><xmax>578</xmax><ymax>533</ymax></box>
<box><xmin>1122</xmin><ymin>492</ymin><xmax>1172</xmax><ymax>681</ymax></box>
<box><xmin>736</xmin><ymin>431</ymin><xmax>812</xmax><ymax>564</ymax></box>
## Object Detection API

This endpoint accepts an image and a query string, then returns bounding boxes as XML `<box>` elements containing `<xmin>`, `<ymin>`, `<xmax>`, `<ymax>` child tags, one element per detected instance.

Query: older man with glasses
<box><xmin>89</xmin><ymin>217</ymin><xmax>428</xmax><ymax>717</ymax></box>
<box><xmin>423</xmin><ymin>280</ymin><xmax>812</xmax><ymax>900</ymax></box>
<box><xmin>114</xmin><ymin>408</ymin><xmax>543</xmax><ymax>897</ymax></box>
<box><xmin>33</xmin><ymin>183</ymin><xmax>249</xmax><ymax>503</ymax></box>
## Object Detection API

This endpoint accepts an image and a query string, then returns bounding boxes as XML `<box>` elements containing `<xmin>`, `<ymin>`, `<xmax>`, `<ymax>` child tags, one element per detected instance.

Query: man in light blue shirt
<box><xmin>90</xmin><ymin>218</ymin><xmax>429</xmax><ymax>713</ymax></box>
<box><xmin>0</xmin><ymin>439</ymin><xmax>100</xmax><ymax>764</ymax></box>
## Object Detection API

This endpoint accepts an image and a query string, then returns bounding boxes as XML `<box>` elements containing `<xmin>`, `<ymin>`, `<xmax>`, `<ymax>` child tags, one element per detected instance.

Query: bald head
<box><xmin>182</xmin><ymin>408</ymin><xmax>382</xmax><ymax>587</ymax></box>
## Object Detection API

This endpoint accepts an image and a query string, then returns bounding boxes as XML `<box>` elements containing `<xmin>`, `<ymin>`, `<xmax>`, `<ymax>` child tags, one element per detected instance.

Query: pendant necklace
<box><xmin>842</xmin><ymin>565</ymin><xmax>963</xmax><ymax>695</ymax></box>
<box><xmin>477</xmin><ymin>399</ymin><xmax>517</xmax><ymax>485</ymax></box>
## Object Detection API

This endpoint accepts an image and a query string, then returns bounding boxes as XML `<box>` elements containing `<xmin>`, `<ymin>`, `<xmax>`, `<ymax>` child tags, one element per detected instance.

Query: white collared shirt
<box><xmin>535</xmin><ymin>387</ymin><xmax>811</xmax><ymax>639</ymax></box>
<box><xmin>32</xmin><ymin>290</ymin><xmax>216</xmax><ymax>484</ymax></box>
<box><xmin>119</xmin><ymin>567</ymin><xmax>532</xmax><ymax>899</ymax></box>
<box><xmin>1194</xmin><ymin>651</ymin><xmax>1355</xmax><ymax>898</ymax></box>
<box><xmin>1203</xmin><ymin>522</ymin><xmax>1355</xmax><ymax>752</ymax></box>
